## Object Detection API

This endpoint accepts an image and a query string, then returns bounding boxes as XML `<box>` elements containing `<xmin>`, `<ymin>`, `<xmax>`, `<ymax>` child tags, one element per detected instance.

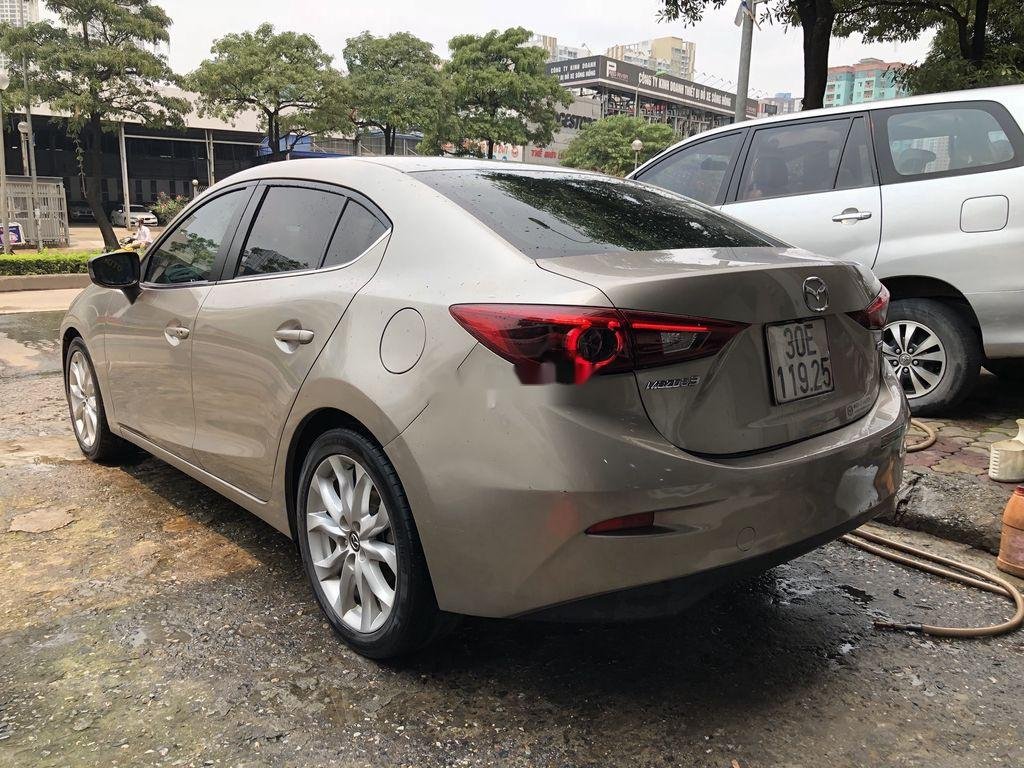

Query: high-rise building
<box><xmin>526</xmin><ymin>33</ymin><xmax>591</xmax><ymax>63</ymax></box>
<box><xmin>761</xmin><ymin>92</ymin><xmax>802</xmax><ymax>115</ymax></box>
<box><xmin>605</xmin><ymin>37</ymin><xmax>696</xmax><ymax>81</ymax></box>
<box><xmin>0</xmin><ymin>0</ymin><xmax>39</xmax><ymax>69</ymax></box>
<box><xmin>824</xmin><ymin>58</ymin><xmax>909</xmax><ymax>107</ymax></box>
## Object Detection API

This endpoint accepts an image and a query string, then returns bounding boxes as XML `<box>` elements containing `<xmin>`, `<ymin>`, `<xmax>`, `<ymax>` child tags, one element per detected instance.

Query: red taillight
<box><xmin>848</xmin><ymin>285</ymin><xmax>890</xmax><ymax>330</ymax></box>
<box><xmin>586</xmin><ymin>511</ymin><xmax>656</xmax><ymax>535</ymax></box>
<box><xmin>449</xmin><ymin>304</ymin><xmax>747</xmax><ymax>384</ymax></box>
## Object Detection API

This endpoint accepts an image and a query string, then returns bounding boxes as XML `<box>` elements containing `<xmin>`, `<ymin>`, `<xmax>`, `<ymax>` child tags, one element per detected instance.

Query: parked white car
<box><xmin>112</xmin><ymin>204</ymin><xmax>158</xmax><ymax>227</ymax></box>
<box><xmin>632</xmin><ymin>85</ymin><xmax>1024</xmax><ymax>414</ymax></box>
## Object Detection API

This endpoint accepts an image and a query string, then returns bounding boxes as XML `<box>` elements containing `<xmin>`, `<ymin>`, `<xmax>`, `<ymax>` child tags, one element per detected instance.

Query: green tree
<box><xmin>0</xmin><ymin>0</ymin><xmax>187</xmax><ymax>249</ymax></box>
<box><xmin>899</xmin><ymin>0</ymin><xmax>1023</xmax><ymax>94</ymax></box>
<box><xmin>435</xmin><ymin>27</ymin><xmax>571</xmax><ymax>159</ymax></box>
<box><xmin>659</xmin><ymin>0</ymin><xmax>1000</xmax><ymax>110</ymax></box>
<box><xmin>186</xmin><ymin>23</ymin><xmax>351</xmax><ymax>161</ymax></box>
<box><xmin>343</xmin><ymin>31</ymin><xmax>441</xmax><ymax>155</ymax></box>
<box><xmin>561</xmin><ymin>116</ymin><xmax>677</xmax><ymax>176</ymax></box>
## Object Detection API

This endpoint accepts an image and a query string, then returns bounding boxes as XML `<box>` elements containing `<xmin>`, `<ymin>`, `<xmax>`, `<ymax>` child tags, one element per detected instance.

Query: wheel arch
<box><xmin>880</xmin><ymin>275</ymin><xmax>982</xmax><ymax>341</ymax></box>
<box><xmin>283</xmin><ymin>407</ymin><xmax>384</xmax><ymax>543</ymax></box>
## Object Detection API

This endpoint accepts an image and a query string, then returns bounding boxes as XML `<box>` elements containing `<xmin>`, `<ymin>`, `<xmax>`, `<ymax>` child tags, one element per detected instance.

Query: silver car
<box><xmin>62</xmin><ymin>158</ymin><xmax>908</xmax><ymax>658</ymax></box>
<box><xmin>632</xmin><ymin>85</ymin><xmax>1024</xmax><ymax>414</ymax></box>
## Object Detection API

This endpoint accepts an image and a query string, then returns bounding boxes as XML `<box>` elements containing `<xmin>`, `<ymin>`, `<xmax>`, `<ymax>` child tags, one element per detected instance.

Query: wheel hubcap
<box><xmin>882</xmin><ymin>320</ymin><xmax>946</xmax><ymax>399</ymax></box>
<box><xmin>305</xmin><ymin>454</ymin><xmax>396</xmax><ymax>634</ymax></box>
<box><xmin>68</xmin><ymin>351</ymin><xmax>98</xmax><ymax>448</ymax></box>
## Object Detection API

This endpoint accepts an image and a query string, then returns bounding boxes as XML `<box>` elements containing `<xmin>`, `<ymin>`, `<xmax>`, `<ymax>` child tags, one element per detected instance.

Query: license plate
<box><xmin>766</xmin><ymin>318</ymin><xmax>833</xmax><ymax>404</ymax></box>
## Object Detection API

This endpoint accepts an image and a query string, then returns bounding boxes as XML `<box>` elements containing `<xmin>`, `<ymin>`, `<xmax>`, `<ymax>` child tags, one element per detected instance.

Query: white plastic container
<box><xmin>990</xmin><ymin>419</ymin><xmax>1024</xmax><ymax>482</ymax></box>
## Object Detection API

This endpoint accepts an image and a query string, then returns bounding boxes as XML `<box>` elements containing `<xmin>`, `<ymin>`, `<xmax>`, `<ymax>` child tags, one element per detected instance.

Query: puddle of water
<box><xmin>0</xmin><ymin>310</ymin><xmax>62</xmax><ymax>376</ymax></box>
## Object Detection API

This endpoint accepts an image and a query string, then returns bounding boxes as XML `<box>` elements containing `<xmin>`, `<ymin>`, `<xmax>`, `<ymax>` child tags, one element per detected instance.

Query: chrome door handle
<box><xmin>832</xmin><ymin>209</ymin><xmax>872</xmax><ymax>223</ymax></box>
<box><xmin>166</xmin><ymin>326</ymin><xmax>190</xmax><ymax>339</ymax></box>
<box><xmin>274</xmin><ymin>328</ymin><xmax>314</xmax><ymax>344</ymax></box>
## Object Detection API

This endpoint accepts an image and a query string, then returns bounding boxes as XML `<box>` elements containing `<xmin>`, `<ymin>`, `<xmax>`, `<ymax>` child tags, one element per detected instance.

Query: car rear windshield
<box><xmin>414</xmin><ymin>169</ymin><xmax>777</xmax><ymax>259</ymax></box>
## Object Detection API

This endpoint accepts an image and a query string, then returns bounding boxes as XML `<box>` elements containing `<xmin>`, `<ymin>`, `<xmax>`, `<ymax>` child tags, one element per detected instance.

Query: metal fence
<box><xmin>4</xmin><ymin>175</ymin><xmax>70</xmax><ymax>247</ymax></box>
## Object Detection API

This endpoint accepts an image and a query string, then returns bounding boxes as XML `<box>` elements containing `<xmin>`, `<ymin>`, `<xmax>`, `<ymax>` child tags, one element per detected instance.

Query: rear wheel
<box><xmin>882</xmin><ymin>298</ymin><xmax>981</xmax><ymax>415</ymax></box>
<box><xmin>985</xmin><ymin>358</ymin><xmax>1024</xmax><ymax>382</ymax></box>
<box><xmin>296</xmin><ymin>428</ymin><xmax>454</xmax><ymax>659</ymax></box>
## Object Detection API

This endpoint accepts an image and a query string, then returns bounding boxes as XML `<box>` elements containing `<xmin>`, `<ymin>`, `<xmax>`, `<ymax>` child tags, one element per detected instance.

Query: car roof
<box><xmin>647</xmin><ymin>83</ymin><xmax>1024</xmax><ymax>157</ymax></box>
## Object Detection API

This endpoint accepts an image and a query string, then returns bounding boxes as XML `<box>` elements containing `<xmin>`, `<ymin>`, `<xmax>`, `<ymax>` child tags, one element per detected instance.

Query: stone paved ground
<box><xmin>880</xmin><ymin>371</ymin><xmax>1024</xmax><ymax>554</ymax></box>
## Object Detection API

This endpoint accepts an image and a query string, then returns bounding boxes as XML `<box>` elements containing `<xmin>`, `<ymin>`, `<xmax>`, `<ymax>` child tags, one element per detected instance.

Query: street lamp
<box><xmin>631</xmin><ymin>138</ymin><xmax>644</xmax><ymax>171</ymax></box>
<box><xmin>0</xmin><ymin>71</ymin><xmax>10</xmax><ymax>254</ymax></box>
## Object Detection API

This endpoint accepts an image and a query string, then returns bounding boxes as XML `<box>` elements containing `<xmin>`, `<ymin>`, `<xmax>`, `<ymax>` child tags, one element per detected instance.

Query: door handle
<box><xmin>274</xmin><ymin>328</ymin><xmax>314</xmax><ymax>344</ymax></box>
<box><xmin>832</xmin><ymin>208</ymin><xmax>872</xmax><ymax>223</ymax></box>
<box><xmin>166</xmin><ymin>326</ymin><xmax>190</xmax><ymax>340</ymax></box>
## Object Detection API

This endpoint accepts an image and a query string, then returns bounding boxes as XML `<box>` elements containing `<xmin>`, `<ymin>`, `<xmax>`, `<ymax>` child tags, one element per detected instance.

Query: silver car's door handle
<box><xmin>166</xmin><ymin>326</ymin><xmax>190</xmax><ymax>340</ymax></box>
<box><xmin>832</xmin><ymin>209</ymin><xmax>872</xmax><ymax>223</ymax></box>
<box><xmin>274</xmin><ymin>328</ymin><xmax>314</xmax><ymax>344</ymax></box>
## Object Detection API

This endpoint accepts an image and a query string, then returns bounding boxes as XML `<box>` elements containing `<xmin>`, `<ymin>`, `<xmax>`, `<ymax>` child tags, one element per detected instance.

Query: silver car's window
<box><xmin>635</xmin><ymin>132</ymin><xmax>742</xmax><ymax>204</ymax></box>
<box><xmin>146</xmin><ymin>189</ymin><xmax>246</xmax><ymax>284</ymax></box>
<box><xmin>737</xmin><ymin>118</ymin><xmax>850</xmax><ymax>201</ymax></box>
<box><xmin>836</xmin><ymin>117</ymin><xmax>874</xmax><ymax>190</ymax></box>
<box><xmin>885</xmin><ymin>106</ymin><xmax>1015</xmax><ymax>177</ymax></box>
<box><xmin>236</xmin><ymin>187</ymin><xmax>346</xmax><ymax>277</ymax></box>
<box><xmin>416</xmin><ymin>170</ymin><xmax>775</xmax><ymax>259</ymax></box>
<box><xmin>322</xmin><ymin>200</ymin><xmax>388</xmax><ymax>268</ymax></box>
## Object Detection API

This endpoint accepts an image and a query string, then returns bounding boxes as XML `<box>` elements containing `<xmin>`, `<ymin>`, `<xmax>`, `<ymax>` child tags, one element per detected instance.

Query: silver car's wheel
<box><xmin>68</xmin><ymin>350</ymin><xmax>99</xmax><ymax>448</ymax></box>
<box><xmin>305</xmin><ymin>454</ymin><xmax>397</xmax><ymax>634</ymax></box>
<box><xmin>882</xmin><ymin>319</ymin><xmax>947</xmax><ymax>400</ymax></box>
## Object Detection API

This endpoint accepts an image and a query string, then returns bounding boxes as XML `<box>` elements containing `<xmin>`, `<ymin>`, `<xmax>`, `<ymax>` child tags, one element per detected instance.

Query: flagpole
<box><xmin>733</xmin><ymin>0</ymin><xmax>756</xmax><ymax>123</ymax></box>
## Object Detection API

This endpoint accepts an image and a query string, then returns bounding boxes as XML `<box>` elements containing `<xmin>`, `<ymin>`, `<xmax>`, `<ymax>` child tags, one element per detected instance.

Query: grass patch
<box><xmin>0</xmin><ymin>249</ymin><xmax>101</xmax><ymax>276</ymax></box>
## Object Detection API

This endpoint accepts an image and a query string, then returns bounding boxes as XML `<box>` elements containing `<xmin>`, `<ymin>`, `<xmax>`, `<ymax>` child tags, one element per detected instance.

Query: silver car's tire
<box><xmin>63</xmin><ymin>339</ymin><xmax>131</xmax><ymax>462</ymax></box>
<box><xmin>883</xmin><ymin>299</ymin><xmax>981</xmax><ymax>415</ymax></box>
<box><xmin>296</xmin><ymin>428</ymin><xmax>456</xmax><ymax>659</ymax></box>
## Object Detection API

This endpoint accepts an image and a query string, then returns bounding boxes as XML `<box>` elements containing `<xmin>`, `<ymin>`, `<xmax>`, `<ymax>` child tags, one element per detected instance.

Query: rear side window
<box><xmin>415</xmin><ymin>170</ymin><xmax>776</xmax><ymax>259</ymax></box>
<box><xmin>635</xmin><ymin>133</ymin><xmax>741</xmax><ymax>204</ymax></box>
<box><xmin>323</xmin><ymin>201</ymin><xmax>388</xmax><ymax>268</ymax></box>
<box><xmin>737</xmin><ymin>118</ymin><xmax>850</xmax><ymax>201</ymax></box>
<box><xmin>879</xmin><ymin>103</ymin><xmax>1020</xmax><ymax>179</ymax></box>
<box><xmin>836</xmin><ymin>117</ymin><xmax>874</xmax><ymax>190</ymax></box>
<box><xmin>236</xmin><ymin>186</ymin><xmax>346</xmax><ymax>276</ymax></box>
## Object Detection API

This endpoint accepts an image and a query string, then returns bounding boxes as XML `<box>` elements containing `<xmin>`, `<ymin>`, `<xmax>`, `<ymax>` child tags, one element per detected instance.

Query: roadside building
<box><xmin>605</xmin><ymin>37</ymin><xmax>696</xmax><ymax>82</ymax></box>
<box><xmin>824</xmin><ymin>58</ymin><xmax>909</xmax><ymax>107</ymax></box>
<box><xmin>526</xmin><ymin>33</ymin><xmax>591</xmax><ymax>63</ymax></box>
<box><xmin>761</xmin><ymin>91</ymin><xmax>802</xmax><ymax>115</ymax></box>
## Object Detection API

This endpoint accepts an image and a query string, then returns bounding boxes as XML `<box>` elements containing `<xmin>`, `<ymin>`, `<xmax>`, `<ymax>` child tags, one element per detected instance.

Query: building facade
<box><xmin>761</xmin><ymin>91</ymin><xmax>802</xmax><ymax>115</ymax></box>
<box><xmin>0</xmin><ymin>0</ymin><xmax>38</xmax><ymax>25</ymax></box>
<box><xmin>824</xmin><ymin>58</ymin><xmax>909</xmax><ymax>107</ymax></box>
<box><xmin>605</xmin><ymin>37</ymin><xmax>696</xmax><ymax>82</ymax></box>
<box><xmin>527</xmin><ymin>33</ymin><xmax>591</xmax><ymax>63</ymax></box>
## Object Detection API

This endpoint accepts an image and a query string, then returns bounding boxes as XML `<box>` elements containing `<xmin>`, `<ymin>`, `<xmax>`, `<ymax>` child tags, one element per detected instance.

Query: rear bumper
<box><xmin>387</xmin><ymin>358</ymin><xmax>909</xmax><ymax>619</ymax></box>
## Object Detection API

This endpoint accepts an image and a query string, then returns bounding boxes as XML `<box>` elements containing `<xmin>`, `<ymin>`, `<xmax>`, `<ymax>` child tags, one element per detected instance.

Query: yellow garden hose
<box><xmin>839</xmin><ymin>417</ymin><xmax>1024</xmax><ymax>638</ymax></box>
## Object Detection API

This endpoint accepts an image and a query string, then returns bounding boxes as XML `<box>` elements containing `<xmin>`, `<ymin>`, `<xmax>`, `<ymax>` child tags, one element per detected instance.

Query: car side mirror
<box><xmin>89</xmin><ymin>249</ymin><xmax>141</xmax><ymax>301</ymax></box>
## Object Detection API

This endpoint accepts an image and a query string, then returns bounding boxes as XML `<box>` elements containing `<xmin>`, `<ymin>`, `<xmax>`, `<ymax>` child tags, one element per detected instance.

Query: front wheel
<box><xmin>882</xmin><ymin>298</ymin><xmax>981</xmax><ymax>415</ymax></box>
<box><xmin>296</xmin><ymin>428</ymin><xmax>454</xmax><ymax>659</ymax></box>
<box><xmin>64</xmin><ymin>338</ymin><xmax>131</xmax><ymax>462</ymax></box>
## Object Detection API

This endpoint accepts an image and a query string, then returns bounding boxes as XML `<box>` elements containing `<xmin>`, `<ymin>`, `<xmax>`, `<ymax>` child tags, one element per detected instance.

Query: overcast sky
<box><xmin>144</xmin><ymin>0</ymin><xmax>932</xmax><ymax>98</ymax></box>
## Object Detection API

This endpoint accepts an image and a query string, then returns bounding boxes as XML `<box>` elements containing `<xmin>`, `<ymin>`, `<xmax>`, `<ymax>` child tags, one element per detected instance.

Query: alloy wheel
<box><xmin>882</xmin><ymin>320</ymin><xmax>947</xmax><ymax>399</ymax></box>
<box><xmin>68</xmin><ymin>350</ymin><xmax>99</xmax><ymax>448</ymax></box>
<box><xmin>305</xmin><ymin>454</ymin><xmax>397</xmax><ymax>634</ymax></box>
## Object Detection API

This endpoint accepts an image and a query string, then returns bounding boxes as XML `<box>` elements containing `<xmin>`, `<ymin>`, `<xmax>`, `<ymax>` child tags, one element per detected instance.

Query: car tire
<box><xmin>883</xmin><ymin>298</ymin><xmax>981</xmax><ymax>416</ymax></box>
<box><xmin>296</xmin><ymin>428</ymin><xmax>456</xmax><ymax>659</ymax></box>
<box><xmin>985</xmin><ymin>358</ymin><xmax>1024</xmax><ymax>382</ymax></box>
<box><xmin>64</xmin><ymin>338</ymin><xmax>132</xmax><ymax>462</ymax></box>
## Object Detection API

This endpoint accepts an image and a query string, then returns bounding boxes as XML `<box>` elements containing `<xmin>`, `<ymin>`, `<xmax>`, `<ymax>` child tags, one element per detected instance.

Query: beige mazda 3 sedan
<box><xmin>62</xmin><ymin>158</ymin><xmax>908</xmax><ymax>658</ymax></box>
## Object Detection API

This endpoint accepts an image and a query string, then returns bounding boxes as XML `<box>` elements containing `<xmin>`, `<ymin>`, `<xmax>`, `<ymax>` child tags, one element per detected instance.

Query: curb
<box><xmin>878</xmin><ymin>466</ymin><xmax>1012</xmax><ymax>555</ymax></box>
<box><xmin>0</xmin><ymin>273</ymin><xmax>91</xmax><ymax>292</ymax></box>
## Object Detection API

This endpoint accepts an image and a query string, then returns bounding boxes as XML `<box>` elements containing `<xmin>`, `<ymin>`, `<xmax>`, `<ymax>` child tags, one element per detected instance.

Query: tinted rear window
<box><xmin>415</xmin><ymin>170</ymin><xmax>776</xmax><ymax>259</ymax></box>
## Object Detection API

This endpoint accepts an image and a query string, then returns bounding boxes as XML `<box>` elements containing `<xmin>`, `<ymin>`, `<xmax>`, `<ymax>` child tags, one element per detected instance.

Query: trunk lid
<box><xmin>537</xmin><ymin>246</ymin><xmax>883</xmax><ymax>455</ymax></box>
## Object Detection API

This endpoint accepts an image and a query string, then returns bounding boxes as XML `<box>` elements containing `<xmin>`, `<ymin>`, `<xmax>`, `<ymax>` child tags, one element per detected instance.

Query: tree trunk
<box><xmin>384</xmin><ymin>126</ymin><xmax>396</xmax><ymax>155</ymax></box>
<box><xmin>796</xmin><ymin>0</ymin><xmax>836</xmax><ymax>110</ymax></box>
<box><xmin>970</xmin><ymin>0</ymin><xmax>990</xmax><ymax>65</ymax></box>
<box><xmin>487</xmin><ymin>138</ymin><xmax>494</xmax><ymax>159</ymax></box>
<box><xmin>84</xmin><ymin>114</ymin><xmax>118</xmax><ymax>250</ymax></box>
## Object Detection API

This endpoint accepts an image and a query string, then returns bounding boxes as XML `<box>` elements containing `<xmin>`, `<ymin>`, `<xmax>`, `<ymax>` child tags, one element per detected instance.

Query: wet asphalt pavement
<box><xmin>1</xmin><ymin>309</ymin><xmax>1023</xmax><ymax>767</ymax></box>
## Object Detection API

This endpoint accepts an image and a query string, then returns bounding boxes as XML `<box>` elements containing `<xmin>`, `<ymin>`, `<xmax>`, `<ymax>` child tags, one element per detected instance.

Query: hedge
<box><xmin>0</xmin><ymin>250</ymin><xmax>98</xmax><ymax>276</ymax></box>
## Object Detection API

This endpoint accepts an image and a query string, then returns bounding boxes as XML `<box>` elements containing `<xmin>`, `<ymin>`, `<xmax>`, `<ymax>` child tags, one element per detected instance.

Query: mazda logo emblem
<box><xmin>803</xmin><ymin>276</ymin><xmax>829</xmax><ymax>313</ymax></box>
